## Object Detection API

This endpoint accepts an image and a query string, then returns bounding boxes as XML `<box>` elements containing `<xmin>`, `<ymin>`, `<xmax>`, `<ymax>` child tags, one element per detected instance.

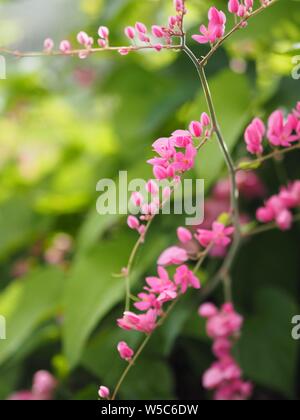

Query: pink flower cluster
<box><xmin>199</xmin><ymin>303</ymin><xmax>252</xmax><ymax>400</ymax></box>
<box><xmin>8</xmin><ymin>370</ymin><xmax>57</xmax><ymax>400</ymax></box>
<box><xmin>123</xmin><ymin>0</ymin><xmax>186</xmax><ymax>54</ymax></box>
<box><xmin>44</xmin><ymin>0</ymin><xmax>187</xmax><ymax>58</ymax></box>
<box><xmin>148</xmin><ymin>113</ymin><xmax>211</xmax><ymax>181</ymax></box>
<box><xmin>117</xmin><ymin>252</ymin><xmax>200</xmax><ymax>334</ymax></box>
<box><xmin>228</xmin><ymin>0</ymin><xmax>254</xmax><ymax>18</ymax></box>
<box><xmin>244</xmin><ymin>102</ymin><xmax>300</xmax><ymax>156</ymax></box>
<box><xmin>192</xmin><ymin>7</ymin><xmax>226</xmax><ymax>45</ymax></box>
<box><xmin>256</xmin><ymin>180</ymin><xmax>300</xmax><ymax>231</ymax></box>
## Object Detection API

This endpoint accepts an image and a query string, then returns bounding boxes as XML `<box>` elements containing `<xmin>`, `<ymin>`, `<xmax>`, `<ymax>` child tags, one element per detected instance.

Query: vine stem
<box><xmin>182</xmin><ymin>43</ymin><xmax>241</xmax><ymax>292</ymax></box>
<box><xmin>235</xmin><ymin>143</ymin><xmax>300</xmax><ymax>172</ymax></box>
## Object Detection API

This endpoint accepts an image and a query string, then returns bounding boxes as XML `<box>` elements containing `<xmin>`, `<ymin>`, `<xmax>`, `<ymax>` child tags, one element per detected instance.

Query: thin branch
<box><xmin>235</xmin><ymin>143</ymin><xmax>300</xmax><ymax>172</ymax></box>
<box><xmin>0</xmin><ymin>44</ymin><xmax>183</xmax><ymax>59</ymax></box>
<box><xmin>200</xmin><ymin>0</ymin><xmax>279</xmax><ymax>66</ymax></box>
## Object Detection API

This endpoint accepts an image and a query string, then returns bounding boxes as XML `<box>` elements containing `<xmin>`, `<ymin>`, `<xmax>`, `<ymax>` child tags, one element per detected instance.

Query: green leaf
<box><xmin>63</xmin><ymin>229</ymin><xmax>167</xmax><ymax>367</ymax></box>
<box><xmin>0</xmin><ymin>267</ymin><xmax>64</xmax><ymax>365</ymax></box>
<box><xmin>238</xmin><ymin>287</ymin><xmax>299</xmax><ymax>399</ymax></box>
<box><xmin>186</xmin><ymin>69</ymin><xmax>252</xmax><ymax>189</ymax></box>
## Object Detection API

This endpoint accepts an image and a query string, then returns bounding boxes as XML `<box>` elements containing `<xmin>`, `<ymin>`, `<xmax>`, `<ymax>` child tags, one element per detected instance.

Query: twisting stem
<box><xmin>182</xmin><ymin>43</ymin><xmax>241</xmax><ymax>294</ymax></box>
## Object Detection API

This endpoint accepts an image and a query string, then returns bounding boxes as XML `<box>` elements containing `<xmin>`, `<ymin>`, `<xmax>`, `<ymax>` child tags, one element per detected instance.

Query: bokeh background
<box><xmin>0</xmin><ymin>0</ymin><xmax>300</xmax><ymax>400</ymax></box>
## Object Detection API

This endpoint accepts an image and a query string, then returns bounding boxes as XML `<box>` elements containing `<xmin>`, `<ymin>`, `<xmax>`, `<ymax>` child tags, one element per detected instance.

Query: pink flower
<box><xmin>171</xmin><ymin>130</ymin><xmax>193</xmax><ymax>147</ymax></box>
<box><xmin>189</xmin><ymin>121</ymin><xmax>203</xmax><ymax>138</ymax></box>
<box><xmin>146</xmin><ymin>180</ymin><xmax>159</xmax><ymax>195</ymax></box>
<box><xmin>32</xmin><ymin>371</ymin><xmax>57</xmax><ymax>400</ymax></box>
<box><xmin>117</xmin><ymin>341</ymin><xmax>134</xmax><ymax>361</ymax></box>
<box><xmin>192</xmin><ymin>7</ymin><xmax>226</xmax><ymax>45</ymax></box>
<box><xmin>196</xmin><ymin>222</ymin><xmax>234</xmax><ymax>248</ymax></box>
<box><xmin>205</xmin><ymin>303</ymin><xmax>243</xmax><ymax>339</ymax></box>
<box><xmin>145</xmin><ymin>266</ymin><xmax>176</xmax><ymax>294</ymax></box>
<box><xmin>152</xmin><ymin>25</ymin><xmax>164</xmax><ymax>38</ymax></box>
<box><xmin>173</xmin><ymin>144</ymin><xmax>197</xmax><ymax>172</ymax></box>
<box><xmin>125</xmin><ymin>26</ymin><xmax>135</xmax><ymax>40</ymax></box>
<box><xmin>44</xmin><ymin>38</ymin><xmax>54</xmax><ymax>52</ymax></box>
<box><xmin>201</xmin><ymin>112</ymin><xmax>211</xmax><ymax>127</ymax></box>
<box><xmin>177</xmin><ymin>227</ymin><xmax>192</xmax><ymax>244</ymax></box>
<box><xmin>117</xmin><ymin>309</ymin><xmax>157</xmax><ymax>334</ymax></box>
<box><xmin>213</xmin><ymin>338</ymin><xmax>232</xmax><ymax>358</ymax></box>
<box><xmin>98</xmin><ymin>26</ymin><xmax>109</xmax><ymax>39</ymax></box>
<box><xmin>267</xmin><ymin>110</ymin><xmax>299</xmax><ymax>147</ymax></box>
<box><xmin>98</xmin><ymin>386</ymin><xmax>110</xmax><ymax>399</ymax></box>
<box><xmin>131</xmin><ymin>191</ymin><xmax>144</xmax><ymax>207</ymax></box>
<box><xmin>134</xmin><ymin>292</ymin><xmax>161</xmax><ymax>311</ymax></box>
<box><xmin>158</xmin><ymin>246</ymin><xmax>188</xmax><ymax>266</ymax></box>
<box><xmin>127</xmin><ymin>215</ymin><xmax>140</xmax><ymax>230</ymax></box>
<box><xmin>174</xmin><ymin>265</ymin><xmax>201</xmax><ymax>293</ymax></box>
<box><xmin>244</xmin><ymin>117</ymin><xmax>265</xmax><ymax>155</ymax></box>
<box><xmin>276</xmin><ymin>209</ymin><xmax>292</xmax><ymax>231</ymax></box>
<box><xmin>199</xmin><ymin>303</ymin><xmax>218</xmax><ymax>318</ymax></box>
<box><xmin>228</xmin><ymin>0</ymin><xmax>240</xmax><ymax>14</ymax></box>
<box><xmin>135</xmin><ymin>22</ymin><xmax>147</xmax><ymax>34</ymax></box>
<box><xmin>8</xmin><ymin>391</ymin><xmax>38</xmax><ymax>401</ymax></box>
<box><xmin>59</xmin><ymin>40</ymin><xmax>71</xmax><ymax>54</ymax></box>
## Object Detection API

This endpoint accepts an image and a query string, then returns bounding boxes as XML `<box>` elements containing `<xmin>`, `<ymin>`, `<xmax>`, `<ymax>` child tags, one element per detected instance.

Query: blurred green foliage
<box><xmin>0</xmin><ymin>0</ymin><xmax>300</xmax><ymax>400</ymax></box>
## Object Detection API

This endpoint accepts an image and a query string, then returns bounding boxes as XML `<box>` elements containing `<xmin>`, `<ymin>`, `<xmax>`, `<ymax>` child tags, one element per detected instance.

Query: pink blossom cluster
<box><xmin>256</xmin><ymin>180</ymin><xmax>300</xmax><ymax>231</ymax></box>
<box><xmin>228</xmin><ymin>0</ymin><xmax>254</xmax><ymax>18</ymax></box>
<box><xmin>148</xmin><ymin>113</ymin><xmax>211</xmax><ymax>181</ymax></box>
<box><xmin>8</xmin><ymin>370</ymin><xmax>57</xmax><ymax>400</ymax></box>
<box><xmin>123</xmin><ymin>0</ymin><xmax>186</xmax><ymax>54</ymax></box>
<box><xmin>199</xmin><ymin>303</ymin><xmax>252</xmax><ymax>400</ymax></box>
<box><xmin>244</xmin><ymin>102</ymin><xmax>300</xmax><ymax>156</ymax></box>
<box><xmin>126</xmin><ymin>115</ymin><xmax>212</xmax><ymax>241</ymax></box>
<box><xmin>117</xmin><ymin>259</ymin><xmax>200</xmax><ymax>334</ymax></box>
<box><xmin>43</xmin><ymin>0</ymin><xmax>187</xmax><ymax>58</ymax></box>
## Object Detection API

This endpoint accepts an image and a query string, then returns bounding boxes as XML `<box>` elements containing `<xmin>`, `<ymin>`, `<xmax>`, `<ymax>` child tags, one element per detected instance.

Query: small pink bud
<box><xmin>163</xmin><ymin>187</ymin><xmax>172</xmax><ymax>199</ymax></box>
<box><xmin>228</xmin><ymin>0</ymin><xmax>240</xmax><ymax>14</ymax></box>
<box><xmin>177</xmin><ymin>227</ymin><xmax>192</xmax><ymax>244</ymax></box>
<box><xmin>189</xmin><ymin>121</ymin><xmax>203</xmax><ymax>138</ymax></box>
<box><xmin>124</xmin><ymin>26</ymin><xmax>135</xmax><ymax>40</ymax></box>
<box><xmin>98</xmin><ymin>26</ymin><xmax>109</xmax><ymax>39</ymax></box>
<box><xmin>146</xmin><ymin>180</ymin><xmax>159</xmax><ymax>196</ymax></box>
<box><xmin>77</xmin><ymin>31</ymin><xmax>89</xmax><ymax>46</ymax></box>
<box><xmin>237</xmin><ymin>4</ymin><xmax>247</xmax><ymax>17</ymax></box>
<box><xmin>153</xmin><ymin>44</ymin><xmax>163</xmax><ymax>52</ymax></box>
<box><xmin>59</xmin><ymin>40</ymin><xmax>71</xmax><ymax>54</ymax></box>
<box><xmin>131</xmin><ymin>192</ymin><xmax>144</xmax><ymax>207</ymax></box>
<box><xmin>127</xmin><ymin>216</ymin><xmax>140</xmax><ymax>230</ymax></box>
<box><xmin>98</xmin><ymin>39</ymin><xmax>107</xmax><ymax>48</ymax></box>
<box><xmin>201</xmin><ymin>112</ymin><xmax>211</xmax><ymax>127</ymax></box>
<box><xmin>98</xmin><ymin>386</ymin><xmax>110</xmax><ymax>399</ymax></box>
<box><xmin>117</xmin><ymin>341</ymin><xmax>134</xmax><ymax>361</ymax></box>
<box><xmin>198</xmin><ymin>303</ymin><xmax>218</xmax><ymax>318</ymax></box>
<box><xmin>135</xmin><ymin>22</ymin><xmax>147</xmax><ymax>34</ymax></box>
<box><xmin>118</xmin><ymin>47</ymin><xmax>130</xmax><ymax>56</ymax></box>
<box><xmin>44</xmin><ymin>38</ymin><xmax>54</xmax><ymax>52</ymax></box>
<box><xmin>152</xmin><ymin>25</ymin><xmax>164</xmax><ymax>38</ymax></box>
<box><xmin>169</xmin><ymin>16</ymin><xmax>177</xmax><ymax>28</ymax></box>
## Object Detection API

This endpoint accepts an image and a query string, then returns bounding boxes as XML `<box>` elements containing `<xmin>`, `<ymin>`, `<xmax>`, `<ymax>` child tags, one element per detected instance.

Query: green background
<box><xmin>0</xmin><ymin>0</ymin><xmax>300</xmax><ymax>400</ymax></box>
